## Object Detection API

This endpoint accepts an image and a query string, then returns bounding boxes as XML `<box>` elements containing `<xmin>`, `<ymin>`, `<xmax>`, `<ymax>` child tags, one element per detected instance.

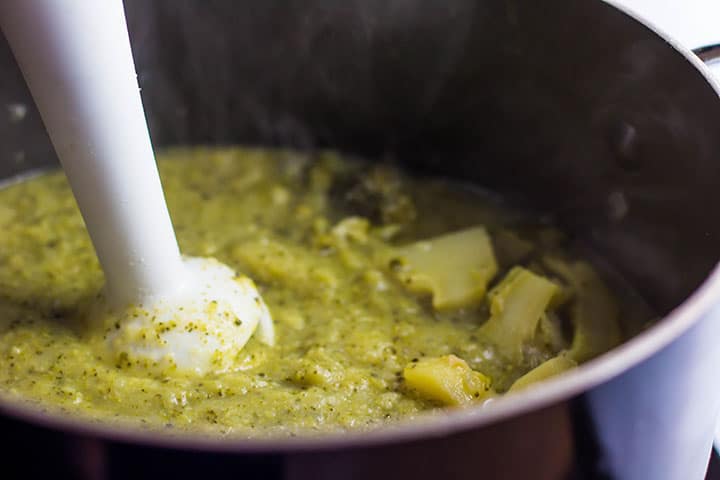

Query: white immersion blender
<box><xmin>0</xmin><ymin>0</ymin><xmax>274</xmax><ymax>375</ymax></box>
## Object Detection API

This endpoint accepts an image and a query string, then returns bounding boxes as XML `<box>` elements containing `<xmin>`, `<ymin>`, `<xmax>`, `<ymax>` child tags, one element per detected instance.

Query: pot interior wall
<box><xmin>1</xmin><ymin>0</ymin><xmax>719</xmax><ymax>316</ymax></box>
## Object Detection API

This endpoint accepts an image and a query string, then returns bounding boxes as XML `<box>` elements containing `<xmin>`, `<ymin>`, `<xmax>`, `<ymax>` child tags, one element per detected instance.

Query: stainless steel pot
<box><xmin>1</xmin><ymin>1</ymin><xmax>720</xmax><ymax>479</ymax></box>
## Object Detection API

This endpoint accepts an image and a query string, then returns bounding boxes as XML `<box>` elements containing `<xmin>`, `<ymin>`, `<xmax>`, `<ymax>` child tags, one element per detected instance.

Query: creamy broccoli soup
<box><xmin>0</xmin><ymin>147</ymin><xmax>632</xmax><ymax>435</ymax></box>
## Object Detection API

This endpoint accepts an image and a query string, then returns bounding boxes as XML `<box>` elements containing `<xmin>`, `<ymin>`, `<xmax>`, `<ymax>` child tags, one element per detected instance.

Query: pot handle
<box><xmin>694</xmin><ymin>44</ymin><xmax>720</xmax><ymax>79</ymax></box>
<box><xmin>694</xmin><ymin>44</ymin><xmax>720</xmax><ymax>62</ymax></box>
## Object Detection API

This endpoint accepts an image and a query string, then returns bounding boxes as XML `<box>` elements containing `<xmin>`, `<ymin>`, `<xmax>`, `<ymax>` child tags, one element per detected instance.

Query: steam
<box><xmin>122</xmin><ymin>0</ymin><xmax>477</xmax><ymax>151</ymax></box>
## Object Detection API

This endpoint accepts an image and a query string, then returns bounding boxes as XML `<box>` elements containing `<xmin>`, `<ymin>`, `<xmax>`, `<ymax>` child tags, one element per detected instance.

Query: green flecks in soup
<box><xmin>0</xmin><ymin>147</ymin><xmax>629</xmax><ymax>436</ymax></box>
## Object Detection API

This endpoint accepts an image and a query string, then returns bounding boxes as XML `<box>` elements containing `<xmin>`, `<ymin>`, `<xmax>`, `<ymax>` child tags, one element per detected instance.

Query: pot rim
<box><xmin>1</xmin><ymin>0</ymin><xmax>720</xmax><ymax>453</ymax></box>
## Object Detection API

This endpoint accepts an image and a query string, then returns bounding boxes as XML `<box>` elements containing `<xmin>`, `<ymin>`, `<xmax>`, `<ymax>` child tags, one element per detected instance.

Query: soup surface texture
<box><xmin>0</xmin><ymin>148</ymin><xmax>631</xmax><ymax>435</ymax></box>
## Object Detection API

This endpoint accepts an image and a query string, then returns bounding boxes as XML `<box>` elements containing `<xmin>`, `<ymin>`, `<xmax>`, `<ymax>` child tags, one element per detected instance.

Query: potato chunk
<box><xmin>478</xmin><ymin>267</ymin><xmax>559</xmax><ymax>363</ymax></box>
<box><xmin>403</xmin><ymin>355</ymin><xmax>491</xmax><ymax>406</ymax></box>
<box><xmin>391</xmin><ymin>227</ymin><xmax>498</xmax><ymax>311</ymax></box>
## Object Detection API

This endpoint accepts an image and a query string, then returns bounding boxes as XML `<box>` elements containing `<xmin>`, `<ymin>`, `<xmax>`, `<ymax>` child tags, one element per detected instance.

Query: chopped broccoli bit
<box><xmin>543</xmin><ymin>257</ymin><xmax>621</xmax><ymax>362</ymax></box>
<box><xmin>403</xmin><ymin>355</ymin><xmax>491</xmax><ymax>406</ymax></box>
<box><xmin>391</xmin><ymin>227</ymin><xmax>498</xmax><ymax>311</ymax></box>
<box><xmin>478</xmin><ymin>267</ymin><xmax>559</xmax><ymax>363</ymax></box>
<box><xmin>493</xmin><ymin>229</ymin><xmax>535</xmax><ymax>267</ymax></box>
<box><xmin>333</xmin><ymin>164</ymin><xmax>417</xmax><ymax>226</ymax></box>
<box><xmin>509</xmin><ymin>352</ymin><xmax>577</xmax><ymax>391</ymax></box>
<box><xmin>536</xmin><ymin>313</ymin><xmax>568</xmax><ymax>353</ymax></box>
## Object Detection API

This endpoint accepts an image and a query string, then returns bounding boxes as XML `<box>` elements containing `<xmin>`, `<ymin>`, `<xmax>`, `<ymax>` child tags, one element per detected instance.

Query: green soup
<box><xmin>0</xmin><ymin>147</ymin><xmax>637</xmax><ymax>436</ymax></box>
